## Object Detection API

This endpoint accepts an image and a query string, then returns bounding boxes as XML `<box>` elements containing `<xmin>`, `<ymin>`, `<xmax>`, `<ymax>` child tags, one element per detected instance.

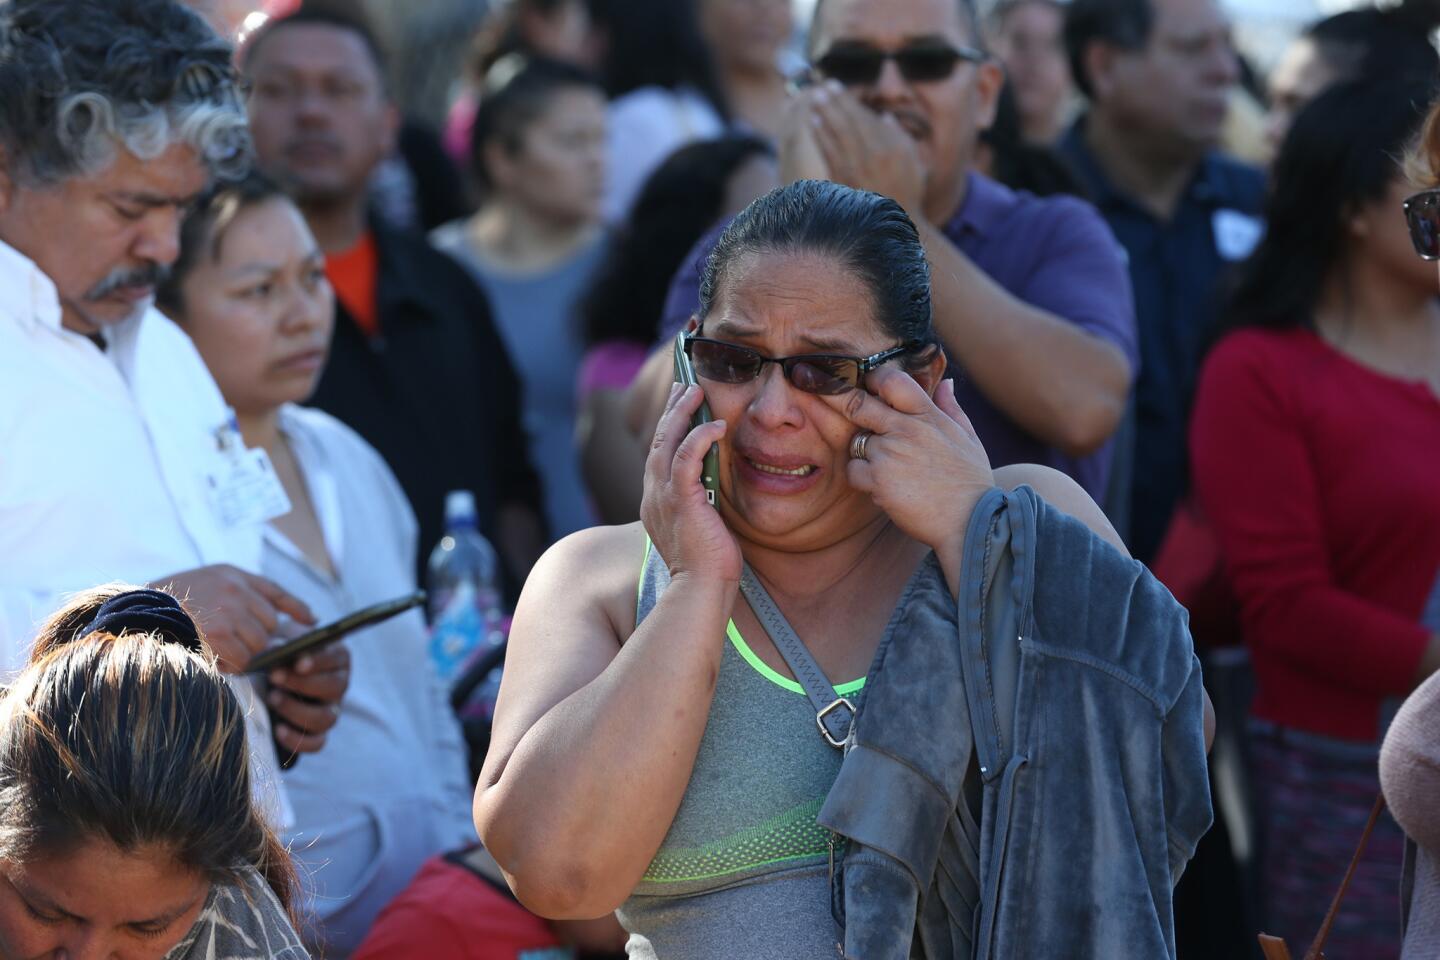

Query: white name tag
<box><xmin>207</xmin><ymin>416</ymin><xmax>292</xmax><ymax>528</ymax></box>
<box><xmin>1213</xmin><ymin>208</ymin><xmax>1264</xmax><ymax>262</ymax></box>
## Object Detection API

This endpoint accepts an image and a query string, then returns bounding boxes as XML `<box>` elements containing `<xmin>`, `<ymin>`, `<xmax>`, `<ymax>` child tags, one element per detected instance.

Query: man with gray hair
<box><xmin>0</xmin><ymin>0</ymin><xmax>347</xmax><ymax>820</ymax></box>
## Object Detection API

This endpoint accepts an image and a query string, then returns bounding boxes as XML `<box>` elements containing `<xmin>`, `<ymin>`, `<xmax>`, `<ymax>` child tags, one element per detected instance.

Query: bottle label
<box><xmin>429</xmin><ymin>581</ymin><xmax>482</xmax><ymax>685</ymax></box>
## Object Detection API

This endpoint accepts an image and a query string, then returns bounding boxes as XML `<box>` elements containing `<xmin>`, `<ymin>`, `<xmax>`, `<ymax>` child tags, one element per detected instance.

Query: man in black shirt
<box><xmin>243</xmin><ymin>4</ymin><xmax>547</xmax><ymax>591</ymax></box>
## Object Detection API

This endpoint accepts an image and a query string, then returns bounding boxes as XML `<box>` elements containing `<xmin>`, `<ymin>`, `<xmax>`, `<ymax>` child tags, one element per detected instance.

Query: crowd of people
<box><xmin>0</xmin><ymin>0</ymin><xmax>1437</xmax><ymax>957</ymax></box>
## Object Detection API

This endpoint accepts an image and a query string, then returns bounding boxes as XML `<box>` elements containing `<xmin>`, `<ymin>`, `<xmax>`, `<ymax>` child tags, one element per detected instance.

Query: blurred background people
<box><xmin>593</xmin><ymin>0</ymin><xmax>729</xmax><ymax>223</ymax></box>
<box><xmin>976</xmin><ymin>82</ymin><xmax>1090</xmax><ymax>197</ymax></box>
<box><xmin>578</xmin><ymin>134</ymin><xmax>777</xmax><ymax>524</ymax></box>
<box><xmin>369</xmin><ymin>121</ymin><xmax>473</xmax><ymax>238</ymax></box>
<box><xmin>1265</xmin><ymin>3</ymin><xmax>1440</xmax><ymax>163</ymax></box>
<box><xmin>1061</xmin><ymin>0</ymin><xmax>1261</xmax><ymax>562</ymax></box>
<box><xmin>354</xmin><ymin>0</ymin><xmax>491</xmax><ymax>131</ymax></box>
<box><xmin>480</xmin><ymin>0</ymin><xmax>602</xmax><ymax>73</ymax></box>
<box><xmin>433</xmin><ymin>59</ymin><xmax>609</xmax><ymax>541</ymax></box>
<box><xmin>1061</xmin><ymin>0</ymin><xmax>1262</xmax><ymax>949</ymax></box>
<box><xmin>1217</xmin><ymin>56</ymin><xmax>1272</xmax><ymax>168</ymax></box>
<box><xmin>700</xmin><ymin>0</ymin><xmax>795</xmax><ymax>141</ymax></box>
<box><xmin>158</xmin><ymin>174</ymin><xmax>475</xmax><ymax>958</ymax></box>
<box><xmin>243</xmin><ymin>4</ymin><xmax>548</xmax><ymax>596</ymax></box>
<box><xmin>258</xmin><ymin>3</ymin><xmax>477</xmax><ymax>240</ymax></box>
<box><xmin>0</xmin><ymin>587</ymin><xmax>307</xmax><ymax>959</ymax></box>
<box><xmin>444</xmin><ymin>0</ymin><xmax>604</xmax><ymax>169</ymax></box>
<box><xmin>182</xmin><ymin>0</ymin><xmax>266</xmax><ymax>40</ymax></box>
<box><xmin>1191</xmin><ymin>80</ymin><xmax>1440</xmax><ymax>959</ymax></box>
<box><xmin>987</xmin><ymin>0</ymin><xmax>1075</xmax><ymax>146</ymax></box>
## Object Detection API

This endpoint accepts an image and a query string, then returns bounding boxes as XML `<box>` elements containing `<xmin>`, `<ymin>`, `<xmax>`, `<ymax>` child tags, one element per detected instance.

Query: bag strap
<box><xmin>739</xmin><ymin>565</ymin><xmax>854</xmax><ymax>748</ymax></box>
<box><xmin>1304</xmin><ymin>793</ymin><xmax>1387</xmax><ymax>960</ymax></box>
<box><xmin>1257</xmin><ymin>793</ymin><xmax>1386</xmax><ymax>960</ymax></box>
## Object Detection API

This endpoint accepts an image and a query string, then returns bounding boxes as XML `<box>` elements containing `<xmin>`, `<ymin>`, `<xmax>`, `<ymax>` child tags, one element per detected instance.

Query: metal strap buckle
<box><xmin>816</xmin><ymin>697</ymin><xmax>855</xmax><ymax>749</ymax></box>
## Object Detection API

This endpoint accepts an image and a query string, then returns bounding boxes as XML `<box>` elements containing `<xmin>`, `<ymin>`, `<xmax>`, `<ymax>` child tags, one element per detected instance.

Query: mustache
<box><xmin>883</xmin><ymin>108</ymin><xmax>931</xmax><ymax>139</ymax></box>
<box><xmin>86</xmin><ymin>263</ymin><xmax>169</xmax><ymax>300</ymax></box>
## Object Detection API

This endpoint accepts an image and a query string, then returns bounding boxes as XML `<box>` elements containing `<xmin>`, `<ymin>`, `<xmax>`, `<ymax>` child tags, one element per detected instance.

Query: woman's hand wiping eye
<box><xmin>817</xmin><ymin>367</ymin><xmax>994</xmax><ymax>557</ymax></box>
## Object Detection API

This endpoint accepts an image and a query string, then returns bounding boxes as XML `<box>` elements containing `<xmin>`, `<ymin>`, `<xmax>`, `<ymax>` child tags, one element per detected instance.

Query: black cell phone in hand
<box><xmin>673</xmin><ymin>328</ymin><xmax>720</xmax><ymax>507</ymax></box>
<box><xmin>246</xmin><ymin>591</ymin><xmax>426</xmax><ymax>674</ymax></box>
<box><xmin>256</xmin><ymin>591</ymin><xmax>425</xmax><ymax>770</ymax></box>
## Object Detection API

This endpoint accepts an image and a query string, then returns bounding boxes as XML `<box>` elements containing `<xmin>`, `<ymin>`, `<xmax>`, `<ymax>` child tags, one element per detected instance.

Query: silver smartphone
<box><xmin>673</xmin><ymin>329</ymin><xmax>720</xmax><ymax>506</ymax></box>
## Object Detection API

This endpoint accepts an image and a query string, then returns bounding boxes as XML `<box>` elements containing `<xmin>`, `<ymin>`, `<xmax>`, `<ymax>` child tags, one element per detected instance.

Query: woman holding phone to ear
<box><xmin>476</xmin><ymin>180</ymin><xmax>1208</xmax><ymax>957</ymax></box>
<box><xmin>156</xmin><ymin>173</ymin><xmax>475</xmax><ymax>959</ymax></box>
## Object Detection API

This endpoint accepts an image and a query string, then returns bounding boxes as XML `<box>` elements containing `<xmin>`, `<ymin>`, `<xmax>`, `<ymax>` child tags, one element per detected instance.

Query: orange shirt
<box><xmin>325</xmin><ymin>232</ymin><xmax>380</xmax><ymax>339</ymax></box>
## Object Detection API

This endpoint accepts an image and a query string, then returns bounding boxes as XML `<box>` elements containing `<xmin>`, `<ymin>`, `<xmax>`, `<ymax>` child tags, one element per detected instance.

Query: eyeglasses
<box><xmin>813</xmin><ymin>42</ymin><xmax>987</xmax><ymax>86</ymax></box>
<box><xmin>684</xmin><ymin>330</ymin><xmax>922</xmax><ymax>396</ymax></box>
<box><xmin>1403</xmin><ymin>189</ymin><xmax>1440</xmax><ymax>261</ymax></box>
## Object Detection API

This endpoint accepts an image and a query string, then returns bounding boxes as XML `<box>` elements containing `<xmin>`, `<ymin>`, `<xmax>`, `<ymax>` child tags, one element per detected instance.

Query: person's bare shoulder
<box><xmin>993</xmin><ymin>464</ymin><xmax>1128</xmax><ymax>556</ymax></box>
<box><xmin>525</xmin><ymin>521</ymin><xmax>651</xmax><ymax>642</ymax></box>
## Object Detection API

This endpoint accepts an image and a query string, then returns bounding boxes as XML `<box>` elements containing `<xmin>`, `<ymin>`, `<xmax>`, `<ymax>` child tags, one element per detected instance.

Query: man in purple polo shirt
<box><xmin>643</xmin><ymin>0</ymin><xmax>1136</xmax><ymax>500</ymax></box>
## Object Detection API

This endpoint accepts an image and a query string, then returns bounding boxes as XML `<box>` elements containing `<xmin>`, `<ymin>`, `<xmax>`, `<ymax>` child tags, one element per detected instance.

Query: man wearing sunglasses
<box><xmin>642</xmin><ymin>0</ymin><xmax>1137</xmax><ymax>506</ymax></box>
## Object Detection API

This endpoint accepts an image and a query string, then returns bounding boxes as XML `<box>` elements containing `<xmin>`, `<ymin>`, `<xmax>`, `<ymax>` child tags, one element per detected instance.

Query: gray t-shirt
<box><xmin>431</xmin><ymin>223</ymin><xmax>608</xmax><ymax>540</ymax></box>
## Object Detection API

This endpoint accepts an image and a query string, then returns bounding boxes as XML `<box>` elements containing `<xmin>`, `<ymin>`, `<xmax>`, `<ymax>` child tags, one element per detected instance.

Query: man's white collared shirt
<box><xmin>0</xmin><ymin>237</ymin><xmax>262</xmax><ymax>658</ymax></box>
<box><xmin>0</xmin><ymin>236</ymin><xmax>291</xmax><ymax>823</ymax></box>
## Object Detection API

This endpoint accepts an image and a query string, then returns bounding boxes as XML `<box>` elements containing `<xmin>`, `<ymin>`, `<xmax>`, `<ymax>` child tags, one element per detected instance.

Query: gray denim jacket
<box><xmin>818</xmin><ymin>485</ymin><xmax>1212</xmax><ymax>959</ymax></box>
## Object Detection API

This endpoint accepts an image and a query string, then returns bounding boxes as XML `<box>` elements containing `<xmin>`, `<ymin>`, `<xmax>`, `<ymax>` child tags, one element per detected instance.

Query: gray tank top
<box><xmin>617</xmin><ymin>542</ymin><xmax>931</xmax><ymax>959</ymax></box>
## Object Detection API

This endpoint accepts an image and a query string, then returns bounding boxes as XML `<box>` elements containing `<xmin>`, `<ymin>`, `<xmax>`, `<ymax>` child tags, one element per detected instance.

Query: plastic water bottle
<box><xmin>427</xmin><ymin>491</ymin><xmax>504</xmax><ymax>686</ymax></box>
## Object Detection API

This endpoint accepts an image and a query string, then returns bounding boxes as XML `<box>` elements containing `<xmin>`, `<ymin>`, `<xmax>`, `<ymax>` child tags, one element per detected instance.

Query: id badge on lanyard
<box><xmin>206</xmin><ymin>413</ymin><xmax>292</xmax><ymax>528</ymax></box>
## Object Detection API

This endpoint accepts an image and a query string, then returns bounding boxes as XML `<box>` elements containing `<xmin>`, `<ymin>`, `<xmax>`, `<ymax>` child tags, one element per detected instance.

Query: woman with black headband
<box><xmin>0</xmin><ymin>586</ymin><xmax>308</xmax><ymax>959</ymax></box>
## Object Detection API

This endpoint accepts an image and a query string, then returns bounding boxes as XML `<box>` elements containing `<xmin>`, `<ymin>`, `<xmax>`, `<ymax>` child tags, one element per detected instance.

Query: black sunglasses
<box><xmin>1403</xmin><ymin>189</ymin><xmax>1440</xmax><ymax>261</ymax></box>
<box><xmin>684</xmin><ymin>330</ymin><xmax>922</xmax><ymax>396</ymax></box>
<box><xmin>813</xmin><ymin>42</ymin><xmax>987</xmax><ymax>86</ymax></box>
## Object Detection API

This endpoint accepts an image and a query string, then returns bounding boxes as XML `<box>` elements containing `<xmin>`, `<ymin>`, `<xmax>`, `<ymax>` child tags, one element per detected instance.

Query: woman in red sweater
<box><xmin>1191</xmin><ymin>80</ymin><xmax>1440</xmax><ymax>958</ymax></box>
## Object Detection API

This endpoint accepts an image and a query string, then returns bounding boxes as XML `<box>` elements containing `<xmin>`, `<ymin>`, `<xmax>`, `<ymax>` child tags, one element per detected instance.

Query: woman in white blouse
<box><xmin>156</xmin><ymin>173</ymin><xmax>475</xmax><ymax>959</ymax></box>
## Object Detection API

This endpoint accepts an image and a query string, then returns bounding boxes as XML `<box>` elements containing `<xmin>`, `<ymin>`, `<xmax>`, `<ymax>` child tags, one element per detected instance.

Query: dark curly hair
<box><xmin>0</xmin><ymin>0</ymin><xmax>250</xmax><ymax>186</ymax></box>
